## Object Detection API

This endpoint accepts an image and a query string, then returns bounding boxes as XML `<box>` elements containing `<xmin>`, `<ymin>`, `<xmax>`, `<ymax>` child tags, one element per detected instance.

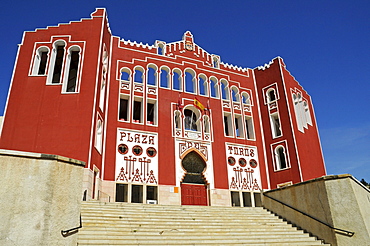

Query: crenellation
<box><xmin>256</xmin><ymin>59</ymin><xmax>274</xmax><ymax>70</ymax></box>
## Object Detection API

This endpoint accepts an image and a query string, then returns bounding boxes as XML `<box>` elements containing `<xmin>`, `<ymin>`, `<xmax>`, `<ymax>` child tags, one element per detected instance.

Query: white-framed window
<box><xmin>292</xmin><ymin>92</ymin><xmax>313</xmax><ymax>133</ymax></box>
<box><xmin>119</xmin><ymin>94</ymin><xmax>130</xmax><ymax>121</ymax></box>
<box><xmin>184</xmin><ymin>69</ymin><xmax>196</xmax><ymax>94</ymax></box>
<box><xmin>146</xmin><ymin>99</ymin><xmax>157</xmax><ymax>125</ymax></box>
<box><xmin>157</xmin><ymin>42</ymin><xmax>165</xmax><ymax>55</ymax></box>
<box><xmin>174</xmin><ymin>110</ymin><xmax>181</xmax><ymax>129</ymax></box>
<box><xmin>210</xmin><ymin>77</ymin><xmax>219</xmax><ymax>98</ymax></box>
<box><xmin>134</xmin><ymin>67</ymin><xmax>144</xmax><ymax>83</ymax></box>
<box><xmin>63</xmin><ymin>45</ymin><xmax>81</xmax><ymax>93</ymax></box>
<box><xmin>245</xmin><ymin>116</ymin><xmax>255</xmax><ymax>140</ymax></box>
<box><xmin>198</xmin><ymin>74</ymin><xmax>208</xmax><ymax>96</ymax></box>
<box><xmin>31</xmin><ymin>46</ymin><xmax>49</xmax><ymax>76</ymax></box>
<box><xmin>274</xmin><ymin>145</ymin><xmax>288</xmax><ymax>170</ymax></box>
<box><xmin>231</xmin><ymin>86</ymin><xmax>239</xmax><ymax>102</ymax></box>
<box><xmin>95</xmin><ymin>119</ymin><xmax>103</xmax><ymax>153</ymax></box>
<box><xmin>172</xmin><ymin>69</ymin><xmax>182</xmax><ymax>91</ymax></box>
<box><xmin>120</xmin><ymin>68</ymin><xmax>131</xmax><ymax>81</ymax></box>
<box><xmin>159</xmin><ymin>66</ymin><xmax>170</xmax><ymax>88</ymax></box>
<box><xmin>220</xmin><ymin>79</ymin><xmax>229</xmax><ymax>100</ymax></box>
<box><xmin>234</xmin><ymin>114</ymin><xmax>244</xmax><ymax>138</ymax></box>
<box><xmin>212</xmin><ymin>55</ymin><xmax>220</xmax><ymax>68</ymax></box>
<box><xmin>147</xmin><ymin>64</ymin><xmax>157</xmax><ymax>86</ymax></box>
<box><xmin>184</xmin><ymin>108</ymin><xmax>199</xmax><ymax>131</ymax></box>
<box><xmin>223</xmin><ymin>112</ymin><xmax>233</xmax><ymax>137</ymax></box>
<box><xmin>99</xmin><ymin>47</ymin><xmax>108</xmax><ymax>110</ymax></box>
<box><xmin>133</xmin><ymin>97</ymin><xmax>143</xmax><ymax>123</ymax></box>
<box><xmin>203</xmin><ymin>115</ymin><xmax>210</xmax><ymax>133</ymax></box>
<box><xmin>47</xmin><ymin>40</ymin><xmax>66</xmax><ymax>84</ymax></box>
<box><xmin>266</xmin><ymin>88</ymin><xmax>277</xmax><ymax>103</ymax></box>
<box><xmin>241</xmin><ymin>92</ymin><xmax>251</xmax><ymax>105</ymax></box>
<box><xmin>270</xmin><ymin>112</ymin><xmax>282</xmax><ymax>138</ymax></box>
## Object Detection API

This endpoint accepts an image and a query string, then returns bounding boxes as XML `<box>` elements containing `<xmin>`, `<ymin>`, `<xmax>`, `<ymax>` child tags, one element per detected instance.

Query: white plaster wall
<box><xmin>0</xmin><ymin>149</ymin><xmax>84</xmax><ymax>246</ymax></box>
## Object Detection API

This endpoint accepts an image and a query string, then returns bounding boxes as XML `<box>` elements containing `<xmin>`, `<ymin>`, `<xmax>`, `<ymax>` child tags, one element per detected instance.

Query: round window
<box><xmin>250</xmin><ymin>159</ymin><xmax>258</xmax><ymax>168</ymax></box>
<box><xmin>146</xmin><ymin>147</ymin><xmax>157</xmax><ymax>157</ymax></box>
<box><xmin>132</xmin><ymin>145</ymin><xmax>143</xmax><ymax>156</ymax></box>
<box><xmin>118</xmin><ymin>144</ymin><xmax>128</xmax><ymax>155</ymax></box>
<box><xmin>228</xmin><ymin>156</ymin><xmax>236</xmax><ymax>166</ymax></box>
<box><xmin>239</xmin><ymin>158</ymin><xmax>247</xmax><ymax>167</ymax></box>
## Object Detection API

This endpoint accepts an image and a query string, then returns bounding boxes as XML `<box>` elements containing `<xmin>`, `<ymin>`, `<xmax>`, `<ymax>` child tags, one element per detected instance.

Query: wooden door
<box><xmin>181</xmin><ymin>183</ymin><xmax>208</xmax><ymax>206</ymax></box>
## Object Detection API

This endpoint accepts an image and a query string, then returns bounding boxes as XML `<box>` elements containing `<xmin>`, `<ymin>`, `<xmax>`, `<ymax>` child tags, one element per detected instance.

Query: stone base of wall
<box><xmin>262</xmin><ymin>174</ymin><xmax>370</xmax><ymax>246</ymax></box>
<box><xmin>0</xmin><ymin>149</ymin><xmax>84</xmax><ymax>246</ymax></box>
<box><xmin>210</xmin><ymin>189</ymin><xmax>231</xmax><ymax>206</ymax></box>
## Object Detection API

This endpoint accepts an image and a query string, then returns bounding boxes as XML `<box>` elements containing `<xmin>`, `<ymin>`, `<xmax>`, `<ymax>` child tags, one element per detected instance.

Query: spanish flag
<box><xmin>194</xmin><ymin>97</ymin><xmax>205</xmax><ymax>111</ymax></box>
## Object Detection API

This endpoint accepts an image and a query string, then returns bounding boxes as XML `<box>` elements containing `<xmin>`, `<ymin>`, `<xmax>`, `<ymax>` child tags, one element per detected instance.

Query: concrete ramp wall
<box><xmin>0</xmin><ymin>149</ymin><xmax>85</xmax><ymax>246</ymax></box>
<box><xmin>262</xmin><ymin>174</ymin><xmax>370</xmax><ymax>246</ymax></box>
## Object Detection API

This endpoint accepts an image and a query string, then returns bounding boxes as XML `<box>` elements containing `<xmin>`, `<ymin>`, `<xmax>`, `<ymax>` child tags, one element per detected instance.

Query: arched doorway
<box><xmin>181</xmin><ymin>151</ymin><xmax>208</xmax><ymax>206</ymax></box>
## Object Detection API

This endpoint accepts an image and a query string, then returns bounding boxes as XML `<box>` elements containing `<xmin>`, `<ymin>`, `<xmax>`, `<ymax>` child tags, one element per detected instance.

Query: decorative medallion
<box><xmin>228</xmin><ymin>156</ymin><xmax>236</xmax><ymax>166</ymax></box>
<box><xmin>132</xmin><ymin>145</ymin><xmax>143</xmax><ymax>156</ymax></box>
<box><xmin>146</xmin><ymin>147</ymin><xmax>157</xmax><ymax>157</ymax></box>
<box><xmin>185</xmin><ymin>41</ymin><xmax>193</xmax><ymax>51</ymax></box>
<box><xmin>118</xmin><ymin>144</ymin><xmax>129</xmax><ymax>155</ymax></box>
<box><xmin>250</xmin><ymin>159</ymin><xmax>258</xmax><ymax>168</ymax></box>
<box><xmin>239</xmin><ymin>158</ymin><xmax>247</xmax><ymax>167</ymax></box>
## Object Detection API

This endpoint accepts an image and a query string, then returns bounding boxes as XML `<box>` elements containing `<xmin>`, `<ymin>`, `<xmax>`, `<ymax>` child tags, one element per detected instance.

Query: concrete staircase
<box><xmin>78</xmin><ymin>201</ymin><xmax>329</xmax><ymax>245</ymax></box>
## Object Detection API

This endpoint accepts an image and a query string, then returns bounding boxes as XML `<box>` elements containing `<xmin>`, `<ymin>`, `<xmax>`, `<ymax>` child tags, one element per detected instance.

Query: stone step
<box><xmin>81</xmin><ymin>217</ymin><xmax>284</xmax><ymax>223</ymax></box>
<box><xmin>80</xmin><ymin>226</ymin><xmax>301</xmax><ymax>233</ymax></box>
<box><xmin>78</xmin><ymin>201</ymin><xmax>329</xmax><ymax>246</ymax></box>
<box><xmin>77</xmin><ymin>238</ymin><xmax>327</xmax><ymax>245</ymax></box>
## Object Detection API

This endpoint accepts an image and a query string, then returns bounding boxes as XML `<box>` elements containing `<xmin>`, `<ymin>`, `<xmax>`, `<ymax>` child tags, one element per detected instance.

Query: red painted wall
<box><xmin>0</xmin><ymin>9</ymin><xmax>325</xmax><ymax>192</ymax></box>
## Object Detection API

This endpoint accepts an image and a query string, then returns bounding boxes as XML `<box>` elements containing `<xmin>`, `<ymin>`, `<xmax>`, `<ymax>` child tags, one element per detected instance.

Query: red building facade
<box><xmin>0</xmin><ymin>9</ymin><xmax>326</xmax><ymax>206</ymax></box>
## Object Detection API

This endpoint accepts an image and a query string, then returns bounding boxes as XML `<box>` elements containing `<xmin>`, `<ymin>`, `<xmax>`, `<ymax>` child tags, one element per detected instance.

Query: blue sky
<box><xmin>0</xmin><ymin>1</ymin><xmax>369</xmax><ymax>181</ymax></box>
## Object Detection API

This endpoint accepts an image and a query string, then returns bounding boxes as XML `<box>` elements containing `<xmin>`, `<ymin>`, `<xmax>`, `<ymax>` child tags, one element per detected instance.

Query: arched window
<box><xmin>270</xmin><ymin>112</ymin><xmax>282</xmax><ymax>137</ymax></box>
<box><xmin>275</xmin><ymin>146</ymin><xmax>287</xmax><ymax>170</ymax></box>
<box><xmin>220</xmin><ymin>79</ymin><xmax>229</xmax><ymax>100</ymax></box>
<box><xmin>213</xmin><ymin>57</ymin><xmax>219</xmax><ymax>68</ymax></box>
<box><xmin>241</xmin><ymin>92</ymin><xmax>251</xmax><ymax>105</ymax></box>
<box><xmin>160</xmin><ymin>67</ymin><xmax>170</xmax><ymax>88</ymax></box>
<box><xmin>157</xmin><ymin>43</ymin><xmax>165</xmax><ymax>55</ymax></box>
<box><xmin>99</xmin><ymin>47</ymin><xmax>108</xmax><ymax>110</ymax></box>
<box><xmin>185</xmin><ymin>69</ymin><xmax>196</xmax><ymax>93</ymax></box>
<box><xmin>63</xmin><ymin>46</ymin><xmax>81</xmax><ymax>92</ymax></box>
<box><xmin>147</xmin><ymin>65</ymin><xmax>157</xmax><ymax>86</ymax></box>
<box><xmin>174</xmin><ymin>110</ymin><xmax>181</xmax><ymax>129</ymax></box>
<box><xmin>48</xmin><ymin>40</ymin><xmax>66</xmax><ymax>84</ymax></box>
<box><xmin>231</xmin><ymin>87</ymin><xmax>239</xmax><ymax>102</ymax></box>
<box><xmin>292</xmin><ymin>92</ymin><xmax>313</xmax><ymax>132</ymax></box>
<box><xmin>134</xmin><ymin>67</ymin><xmax>144</xmax><ymax>83</ymax></box>
<box><xmin>184</xmin><ymin>108</ymin><xmax>199</xmax><ymax>131</ymax></box>
<box><xmin>32</xmin><ymin>46</ymin><xmax>49</xmax><ymax>75</ymax></box>
<box><xmin>95</xmin><ymin>119</ymin><xmax>103</xmax><ymax>153</ymax></box>
<box><xmin>198</xmin><ymin>74</ymin><xmax>207</xmax><ymax>96</ymax></box>
<box><xmin>267</xmin><ymin>89</ymin><xmax>277</xmax><ymax>103</ymax></box>
<box><xmin>120</xmin><ymin>68</ymin><xmax>131</xmax><ymax>81</ymax></box>
<box><xmin>203</xmin><ymin>115</ymin><xmax>210</xmax><ymax>133</ymax></box>
<box><xmin>304</xmin><ymin>101</ymin><xmax>312</xmax><ymax>125</ymax></box>
<box><xmin>172</xmin><ymin>69</ymin><xmax>182</xmax><ymax>90</ymax></box>
<box><xmin>210</xmin><ymin>77</ymin><xmax>219</xmax><ymax>98</ymax></box>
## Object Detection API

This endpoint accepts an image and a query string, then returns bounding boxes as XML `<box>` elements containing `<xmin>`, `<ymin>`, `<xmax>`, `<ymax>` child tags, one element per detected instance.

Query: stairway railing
<box><xmin>262</xmin><ymin>192</ymin><xmax>355</xmax><ymax>237</ymax></box>
<box><xmin>61</xmin><ymin>214</ymin><xmax>82</xmax><ymax>237</ymax></box>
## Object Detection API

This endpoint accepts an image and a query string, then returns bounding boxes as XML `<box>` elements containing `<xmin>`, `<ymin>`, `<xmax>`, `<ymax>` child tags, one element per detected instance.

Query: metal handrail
<box><xmin>61</xmin><ymin>214</ymin><xmax>82</xmax><ymax>237</ymax></box>
<box><xmin>262</xmin><ymin>192</ymin><xmax>355</xmax><ymax>237</ymax></box>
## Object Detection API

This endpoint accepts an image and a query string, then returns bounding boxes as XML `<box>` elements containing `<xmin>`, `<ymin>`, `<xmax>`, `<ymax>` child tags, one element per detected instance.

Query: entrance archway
<box><xmin>181</xmin><ymin>151</ymin><xmax>208</xmax><ymax>206</ymax></box>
